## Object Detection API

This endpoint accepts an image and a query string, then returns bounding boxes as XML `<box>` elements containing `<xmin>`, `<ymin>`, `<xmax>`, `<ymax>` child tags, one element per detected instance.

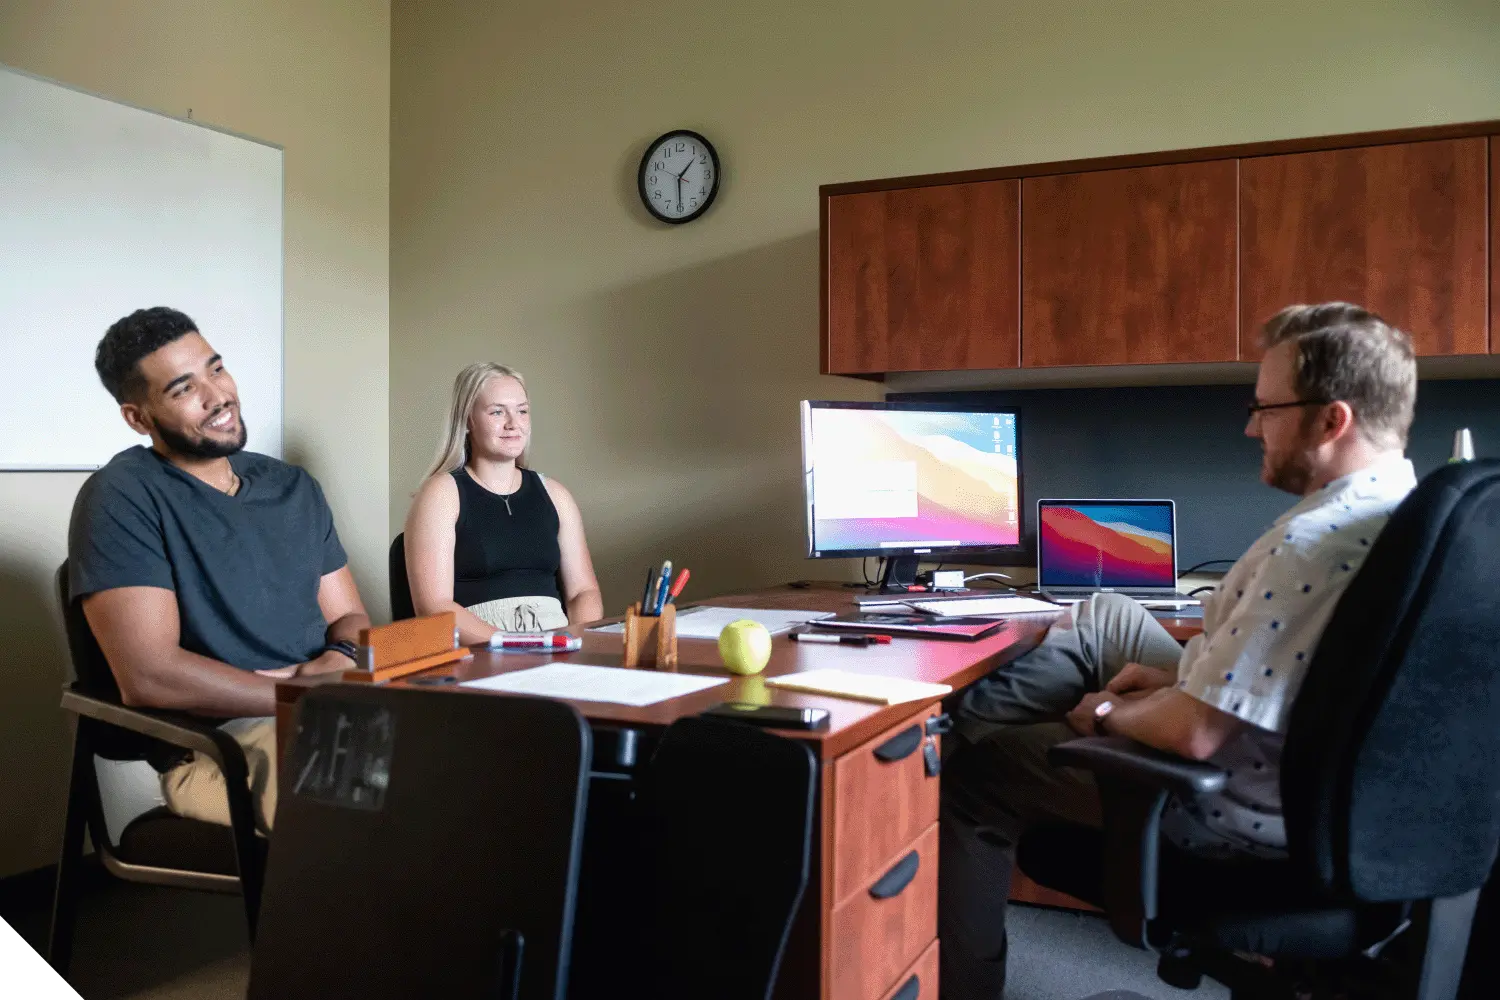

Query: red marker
<box><xmin>489</xmin><ymin>633</ymin><xmax>582</xmax><ymax>652</ymax></box>
<box><xmin>666</xmin><ymin>568</ymin><xmax>691</xmax><ymax>604</ymax></box>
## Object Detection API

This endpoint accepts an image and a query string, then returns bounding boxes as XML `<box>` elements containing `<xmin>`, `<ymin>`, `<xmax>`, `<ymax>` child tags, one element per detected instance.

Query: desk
<box><xmin>274</xmin><ymin>585</ymin><xmax>1199</xmax><ymax>1000</ymax></box>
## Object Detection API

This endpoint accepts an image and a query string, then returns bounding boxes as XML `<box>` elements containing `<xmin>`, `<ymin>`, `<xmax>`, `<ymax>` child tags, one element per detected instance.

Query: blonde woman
<box><xmin>404</xmin><ymin>363</ymin><xmax>603</xmax><ymax>642</ymax></box>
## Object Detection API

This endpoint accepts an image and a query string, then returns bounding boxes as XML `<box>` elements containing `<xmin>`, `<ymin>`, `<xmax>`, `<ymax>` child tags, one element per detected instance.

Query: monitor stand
<box><xmin>877</xmin><ymin>555</ymin><xmax>921</xmax><ymax>593</ymax></box>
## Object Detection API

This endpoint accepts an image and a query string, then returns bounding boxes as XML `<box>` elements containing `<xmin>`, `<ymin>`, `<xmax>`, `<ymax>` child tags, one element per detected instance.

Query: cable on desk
<box><xmin>1188</xmin><ymin>585</ymin><xmax>1218</xmax><ymax>597</ymax></box>
<box><xmin>1181</xmin><ymin>559</ymin><xmax>1236</xmax><ymax>575</ymax></box>
<box><xmin>963</xmin><ymin>572</ymin><xmax>1014</xmax><ymax>587</ymax></box>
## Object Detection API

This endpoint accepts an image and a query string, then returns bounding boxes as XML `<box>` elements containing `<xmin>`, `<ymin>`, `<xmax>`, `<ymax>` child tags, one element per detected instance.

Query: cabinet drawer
<box><xmin>831</xmin><ymin>708</ymin><xmax>941</xmax><ymax>903</ymax></box>
<box><xmin>830</xmin><ymin>823</ymin><xmax>939</xmax><ymax>1000</ymax></box>
<box><xmin>879</xmin><ymin>938</ymin><xmax>939</xmax><ymax>1000</ymax></box>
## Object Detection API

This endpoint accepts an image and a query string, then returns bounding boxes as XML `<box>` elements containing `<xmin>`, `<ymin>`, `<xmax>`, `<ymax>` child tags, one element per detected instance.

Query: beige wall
<box><xmin>0</xmin><ymin>0</ymin><xmax>390</xmax><ymax>878</ymax></box>
<box><xmin>389</xmin><ymin>0</ymin><xmax>1500</xmax><ymax>612</ymax></box>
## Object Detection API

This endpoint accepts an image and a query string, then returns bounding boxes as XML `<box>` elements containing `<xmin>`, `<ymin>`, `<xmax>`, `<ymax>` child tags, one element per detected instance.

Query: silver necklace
<box><xmin>470</xmin><ymin>465</ymin><xmax>521</xmax><ymax>514</ymax></box>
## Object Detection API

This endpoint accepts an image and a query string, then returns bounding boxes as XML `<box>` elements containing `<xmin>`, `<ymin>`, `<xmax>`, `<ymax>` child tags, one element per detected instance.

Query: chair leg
<box><xmin>1414</xmin><ymin>889</ymin><xmax>1480</xmax><ymax>1000</ymax></box>
<box><xmin>218</xmin><ymin>756</ymin><xmax>264</xmax><ymax>939</ymax></box>
<box><xmin>47</xmin><ymin>728</ymin><xmax>94</xmax><ymax>975</ymax></box>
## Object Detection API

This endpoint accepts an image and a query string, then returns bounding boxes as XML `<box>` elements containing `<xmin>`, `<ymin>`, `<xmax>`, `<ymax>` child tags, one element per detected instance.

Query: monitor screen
<box><xmin>801</xmin><ymin>401</ymin><xmax>1022</xmax><ymax>557</ymax></box>
<box><xmin>1037</xmin><ymin>501</ymin><xmax>1176</xmax><ymax>589</ymax></box>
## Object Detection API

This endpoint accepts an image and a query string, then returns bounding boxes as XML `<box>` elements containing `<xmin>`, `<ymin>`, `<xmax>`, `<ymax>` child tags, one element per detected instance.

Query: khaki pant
<box><xmin>939</xmin><ymin>594</ymin><xmax>1184</xmax><ymax>1000</ymax></box>
<box><xmin>161</xmin><ymin>716</ymin><xmax>278</xmax><ymax>836</ymax></box>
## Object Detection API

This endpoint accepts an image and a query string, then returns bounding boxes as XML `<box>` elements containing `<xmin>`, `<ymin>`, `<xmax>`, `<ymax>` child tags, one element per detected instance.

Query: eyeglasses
<box><xmin>1246</xmin><ymin>398</ymin><xmax>1332</xmax><ymax>418</ymax></box>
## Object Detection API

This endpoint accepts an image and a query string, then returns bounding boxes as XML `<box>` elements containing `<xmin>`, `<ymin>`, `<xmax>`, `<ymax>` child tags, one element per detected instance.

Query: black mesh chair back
<box><xmin>248</xmin><ymin>686</ymin><xmax>591</xmax><ymax>1000</ymax></box>
<box><xmin>389</xmin><ymin>533</ymin><xmax>415</xmax><ymax>621</ymax></box>
<box><xmin>1283</xmin><ymin>459</ymin><xmax>1500</xmax><ymax>902</ymax></box>
<box><xmin>645</xmin><ymin>716</ymin><xmax>816</xmax><ymax>1000</ymax></box>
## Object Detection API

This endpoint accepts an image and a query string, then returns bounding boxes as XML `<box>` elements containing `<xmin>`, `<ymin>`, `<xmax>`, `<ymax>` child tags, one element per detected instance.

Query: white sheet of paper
<box><xmin>460</xmin><ymin>663</ymin><xmax>727</xmax><ymax>707</ymax></box>
<box><xmin>590</xmin><ymin>606</ymin><xmax>834</xmax><ymax>639</ymax></box>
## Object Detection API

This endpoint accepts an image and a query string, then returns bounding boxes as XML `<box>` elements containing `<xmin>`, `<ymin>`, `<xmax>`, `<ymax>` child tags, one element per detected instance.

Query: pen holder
<box><xmin>622</xmin><ymin>602</ymin><xmax>678</xmax><ymax>671</ymax></box>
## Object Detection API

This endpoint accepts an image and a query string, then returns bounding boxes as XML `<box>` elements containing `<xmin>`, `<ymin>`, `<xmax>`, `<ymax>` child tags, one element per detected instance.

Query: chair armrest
<box><xmin>1047</xmin><ymin>737</ymin><xmax>1227</xmax><ymax>949</ymax></box>
<box><xmin>1049</xmin><ymin>736</ymin><xmax>1228</xmax><ymax>798</ymax></box>
<box><xmin>60</xmin><ymin>687</ymin><xmax>244</xmax><ymax>772</ymax></box>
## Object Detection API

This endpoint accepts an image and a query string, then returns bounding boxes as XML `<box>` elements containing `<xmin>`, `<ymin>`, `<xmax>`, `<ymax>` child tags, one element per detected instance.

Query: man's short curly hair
<box><xmin>95</xmin><ymin>307</ymin><xmax>199</xmax><ymax>403</ymax></box>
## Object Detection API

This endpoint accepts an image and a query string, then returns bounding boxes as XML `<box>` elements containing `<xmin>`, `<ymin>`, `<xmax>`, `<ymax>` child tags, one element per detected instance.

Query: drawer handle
<box><xmin>891</xmin><ymin>974</ymin><xmax>920</xmax><ymax>1000</ymax></box>
<box><xmin>869</xmin><ymin>850</ymin><xmax>920</xmax><ymax>899</ymax></box>
<box><xmin>873</xmin><ymin>725</ymin><xmax>922</xmax><ymax>763</ymax></box>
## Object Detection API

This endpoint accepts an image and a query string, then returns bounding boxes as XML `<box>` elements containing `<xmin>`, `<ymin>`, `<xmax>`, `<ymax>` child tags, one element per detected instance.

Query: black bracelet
<box><xmin>322</xmin><ymin>639</ymin><xmax>359</xmax><ymax>663</ymax></box>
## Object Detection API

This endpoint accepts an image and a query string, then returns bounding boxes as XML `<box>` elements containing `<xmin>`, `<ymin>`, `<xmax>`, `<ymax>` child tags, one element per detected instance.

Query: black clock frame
<box><xmin>637</xmin><ymin>129</ymin><xmax>720</xmax><ymax>225</ymax></box>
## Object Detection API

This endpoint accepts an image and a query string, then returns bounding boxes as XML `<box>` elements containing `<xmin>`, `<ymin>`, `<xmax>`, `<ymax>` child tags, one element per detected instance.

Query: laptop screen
<box><xmin>1037</xmin><ymin>500</ymin><xmax>1177</xmax><ymax>590</ymax></box>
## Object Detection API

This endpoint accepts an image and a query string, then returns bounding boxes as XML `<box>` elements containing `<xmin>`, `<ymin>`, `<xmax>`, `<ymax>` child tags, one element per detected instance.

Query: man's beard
<box><xmin>1262</xmin><ymin>444</ymin><xmax>1316</xmax><ymax>495</ymax></box>
<box><xmin>156</xmin><ymin>413</ymin><xmax>248</xmax><ymax>459</ymax></box>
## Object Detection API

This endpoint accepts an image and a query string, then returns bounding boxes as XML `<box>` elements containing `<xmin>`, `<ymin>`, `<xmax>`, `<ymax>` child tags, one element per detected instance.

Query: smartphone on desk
<box><xmin>703</xmin><ymin>702</ymin><xmax>831</xmax><ymax>731</ymax></box>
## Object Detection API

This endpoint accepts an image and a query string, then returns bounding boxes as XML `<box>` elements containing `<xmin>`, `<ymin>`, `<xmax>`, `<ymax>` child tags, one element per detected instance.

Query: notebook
<box><xmin>765</xmin><ymin>669</ymin><xmax>951</xmax><ymax>706</ymax></box>
<box><xmin>812</xmin><ymin>613</ymin><xmax>1008</xmax><ymax>641</ymax></box>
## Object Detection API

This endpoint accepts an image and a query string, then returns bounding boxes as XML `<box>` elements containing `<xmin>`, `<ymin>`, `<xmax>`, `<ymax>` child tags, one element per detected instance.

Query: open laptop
<box><xmin>1036</xmin><ymin>499</ymin><xmax>1187</xmax><ymax>602</ymax></box>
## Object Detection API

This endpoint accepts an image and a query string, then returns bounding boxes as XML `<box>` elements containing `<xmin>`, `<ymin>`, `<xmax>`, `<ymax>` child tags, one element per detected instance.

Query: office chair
<box><xmin>389</xmin><ymin>532</ymin><xmax>415</xmax><ymax>621</ymax></box>
<box><xmin>49</xmin><ymin>562</ymin><xmax>264</xmax><ymax>975</ymax></box>
<box><xmin>247</xmin><ymin>685</ymin><xmax>591</xmax><ymax>1000</ymax></box>
<box><xmin>1017</xmin><ymin>460</ymin><xmax>1500</xmax><ymax>1000</ymax></box>
<box><xmin>644</xmin><ymin>715</ymin><xmax>817</xmax><ymax>1000</ymax></box>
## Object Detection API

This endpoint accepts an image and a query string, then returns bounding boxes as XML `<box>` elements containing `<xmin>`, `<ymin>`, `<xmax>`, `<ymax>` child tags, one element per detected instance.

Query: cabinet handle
<box><xmin>873</xmin><ymin>725</ymin><xmax>922</xmax><ymax>763</ymax></box>
<box><xmin>891</xmin><ymin>974</ymin><xmax>920</xmax><ymax>1000</ymax></box>
<box><xmin>869</xmin><ymin>850</ymin><xmax>920</xmax><ymax>899</ymax></box>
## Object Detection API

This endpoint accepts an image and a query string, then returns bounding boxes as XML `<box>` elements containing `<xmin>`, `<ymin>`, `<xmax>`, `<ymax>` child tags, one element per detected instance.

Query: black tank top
<box><xmin>451</xmin><ymin>467</ymin><xmax>562</xmax><ymax>606</ymax></box>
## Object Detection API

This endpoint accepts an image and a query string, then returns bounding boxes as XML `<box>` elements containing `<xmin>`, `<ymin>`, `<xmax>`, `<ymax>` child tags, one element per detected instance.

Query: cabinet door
<box><xmin>1020</xmin><ymin>161</ymin><xmax>1238</xmax><ymax>368</ymax></box>
<box><xmin>1492</xmin><ymin>136</ymin><xmax>1499</xmax><ymax>354</ymax></box>
<box><xmin>1240</xmin><ymin>138</ymin><xmax>1488</xmax><ymax>358</ymax></box>
<box><xmin>825</xmin><ymin>181</ymin><xmax>1019</xmax><ymax>374</ymax></box>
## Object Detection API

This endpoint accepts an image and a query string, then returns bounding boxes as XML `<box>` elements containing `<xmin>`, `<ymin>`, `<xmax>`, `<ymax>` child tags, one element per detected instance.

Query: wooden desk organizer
<box><xmin>622</xmin><ymin>602</ymin><xmax>678</xmax><ymax>670</ymax></box>
<box><xmin>342</xmin><ymin>611</ymin><xmax>469</xmax><ymax>684</ymax></box>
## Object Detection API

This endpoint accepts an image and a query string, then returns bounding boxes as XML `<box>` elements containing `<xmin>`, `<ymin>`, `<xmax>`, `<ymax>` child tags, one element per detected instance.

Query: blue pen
<box><xmin>652</xmin><ymin>560</ymin><xmax>673</xmax><ymax>616</ymax></box>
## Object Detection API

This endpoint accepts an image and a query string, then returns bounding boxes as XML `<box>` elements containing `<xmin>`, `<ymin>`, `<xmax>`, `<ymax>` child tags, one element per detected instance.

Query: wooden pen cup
<box><xmin>622</xmin><ymin>602</ymin><xmax>678</xmax><ymax>671</ymax></box>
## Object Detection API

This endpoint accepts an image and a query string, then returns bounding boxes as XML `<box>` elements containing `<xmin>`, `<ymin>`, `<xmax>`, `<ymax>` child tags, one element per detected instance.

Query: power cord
<box><xmin>1181</xmin><ymin>559</ymin><xmax>1236</xmax><ymax>575</ymax></box>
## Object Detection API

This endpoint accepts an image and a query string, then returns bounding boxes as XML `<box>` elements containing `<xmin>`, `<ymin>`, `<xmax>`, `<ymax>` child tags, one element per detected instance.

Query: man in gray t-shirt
<box><xmin>68</xmin><ymin>306</ymin><xmax>370</xmax><ymax>834</ymax></box>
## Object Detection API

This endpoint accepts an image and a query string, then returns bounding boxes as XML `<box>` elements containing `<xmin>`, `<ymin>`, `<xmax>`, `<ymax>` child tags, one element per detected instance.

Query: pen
<box><xmin>790</xmin><ymin>632</ymin><xmax>892</xmax><ymax>646</ymax></box>
<box><xmin>652</xmin><ymin>560</ymin><xmax>674</xmax><ymax>615</ymax></box>
<box><xmin>666</xmin><ymin>568</ymin><xmax>691</xmax><ymax>605</ymax></box>
<box><xmin>640</xmin><ymin>566</ymin><xmax>657</xmax><ymax>613</ymax></box>
<box><xmin>489</xmin><ymin>633</ymin><xmax>583</xmax><ymax>651</ymax></box>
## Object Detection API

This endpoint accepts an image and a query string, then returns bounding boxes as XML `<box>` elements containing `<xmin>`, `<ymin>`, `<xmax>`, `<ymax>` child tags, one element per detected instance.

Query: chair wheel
<box><xmin>1157</xmin><ymin>948</ymin><xmax>1204</xmax><ymax>990</ymax></box>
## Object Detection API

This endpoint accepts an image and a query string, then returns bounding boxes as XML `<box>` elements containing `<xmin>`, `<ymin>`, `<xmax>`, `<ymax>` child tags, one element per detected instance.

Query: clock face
<box><xmin>638</xmin><ymin>130</ymin><xmax>720</xmax><ymax>224</ymax></box>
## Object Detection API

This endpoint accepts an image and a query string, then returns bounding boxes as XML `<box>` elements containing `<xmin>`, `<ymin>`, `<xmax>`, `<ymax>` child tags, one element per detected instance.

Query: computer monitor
<box><xmin>800</xmin><ymin>400</ymin><xmax>1023</xmax><ymax>591</ymax></box>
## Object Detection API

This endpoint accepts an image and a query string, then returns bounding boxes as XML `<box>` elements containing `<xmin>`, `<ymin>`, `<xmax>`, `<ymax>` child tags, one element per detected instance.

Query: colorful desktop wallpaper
<box><xmin>806</xmin><ymin>407</ymin><xmax>1020</xmax><ymax>553</ymax></box>
<box><xmin>1038</xmin><ymin>503</ymin><xmax>1175</xmax><ymax>588</ymax></box>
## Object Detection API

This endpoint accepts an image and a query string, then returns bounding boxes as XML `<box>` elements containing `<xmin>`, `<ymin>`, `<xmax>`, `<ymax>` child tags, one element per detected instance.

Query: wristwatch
<box><xmin>1092</xmin><ymin>699</ymin><xmax>1115</xmax><ymax>736</ymax></box>
<box><xmin>321</xmin><ymin>639</ymin><xmax>359</xmax><ymax>664</ymax></box>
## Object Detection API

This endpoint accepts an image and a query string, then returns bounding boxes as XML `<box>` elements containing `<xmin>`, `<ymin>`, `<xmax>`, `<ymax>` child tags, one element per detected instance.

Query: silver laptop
<box><xmin>1036</xmin><ymin>499</ymin><xmax>1182</xmax><ymax>601</ymax></box>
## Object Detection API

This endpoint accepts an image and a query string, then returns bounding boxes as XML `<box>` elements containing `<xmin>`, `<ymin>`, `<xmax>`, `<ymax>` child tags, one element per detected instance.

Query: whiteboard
<box><xmin>0</xmin><ymin>64</ymin><xmax>282</xmax><ymax>470</ymax></box>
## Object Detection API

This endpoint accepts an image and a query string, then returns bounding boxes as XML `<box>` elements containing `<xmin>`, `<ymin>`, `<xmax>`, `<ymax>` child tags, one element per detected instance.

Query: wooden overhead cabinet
<box><xmin>1020</xmin><ymin>161</ymin><xmax>1239</xmax><ymax>367</ymax></box>
<box><xmin>1493</xmin><ymin>136</ymin><xmax>1499</xmax><ymax>354</ymax></box>
<box><xmin>1240</xmin><ymin>138</ymin><xmax>1489</xmax><ymax>358</ymax></box>
<box><xmin>823</xmin><ymin>180</ymin><xmax>1020</xmax><ymax>374</ymax></box>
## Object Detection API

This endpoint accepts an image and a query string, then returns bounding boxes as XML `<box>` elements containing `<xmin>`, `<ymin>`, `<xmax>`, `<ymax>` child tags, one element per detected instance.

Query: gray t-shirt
<box><xmin>69</xmin><ymin>446</ymin><xmax>347</xmax><ymax>672</ymax></box>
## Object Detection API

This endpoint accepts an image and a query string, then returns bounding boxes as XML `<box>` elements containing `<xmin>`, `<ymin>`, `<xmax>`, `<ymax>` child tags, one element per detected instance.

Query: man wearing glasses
<box><xmin>940</xmin><ymin>303</ymin><xmax>1418</xmax><ymax>1000</ymax></box>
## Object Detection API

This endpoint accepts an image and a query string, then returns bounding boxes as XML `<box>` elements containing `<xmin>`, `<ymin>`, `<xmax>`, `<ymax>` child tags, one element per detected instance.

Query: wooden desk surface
<box><xmin>276</xmin><ymin>584</ymin><xmax>1206</xmax><ymax>760</ymax></box>
<box><xmin>278</xmin><ymin>584</ymin><xmax>1061</xmax><ymax>759</ymax></box>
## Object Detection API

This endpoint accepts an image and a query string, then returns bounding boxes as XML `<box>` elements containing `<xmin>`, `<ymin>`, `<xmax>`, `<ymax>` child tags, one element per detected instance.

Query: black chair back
<box><xmin>645</xmin><ymin>716</ymin><xmax>816</xmax><ymax>1000</ymax></box>
<box><xmin>247</xmin><ymin>686</ymin><xmax>590</xmax><ymax>1000</ymax></box>
<box><xmin>389</xmin><ymin>533</ymin><xmax>415</xmax><ymax>621</ymax></box>
<box><xmin>1284</xmin><ymin>460</ymin><xmax>1500</xmax><ymax>902</ymax></box>
<box><xmin>57</xmin><ymin>561</ymin><xmax>162</xmax><ymax>761</ymax></box>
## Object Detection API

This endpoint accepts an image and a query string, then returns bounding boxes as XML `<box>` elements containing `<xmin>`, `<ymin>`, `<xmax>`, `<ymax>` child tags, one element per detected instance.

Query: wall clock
<box><xmin>637</xmin><ymin>130</ymin><xmax>720</xmax><ymax>224</ymax></box>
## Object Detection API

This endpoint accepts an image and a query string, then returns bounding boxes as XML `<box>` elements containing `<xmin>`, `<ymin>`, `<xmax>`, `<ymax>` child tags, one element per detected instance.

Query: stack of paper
<box><xmin>766</xmin><ymin>669</ymin><xmax>951</xmax><ymax>706</ymax></box>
